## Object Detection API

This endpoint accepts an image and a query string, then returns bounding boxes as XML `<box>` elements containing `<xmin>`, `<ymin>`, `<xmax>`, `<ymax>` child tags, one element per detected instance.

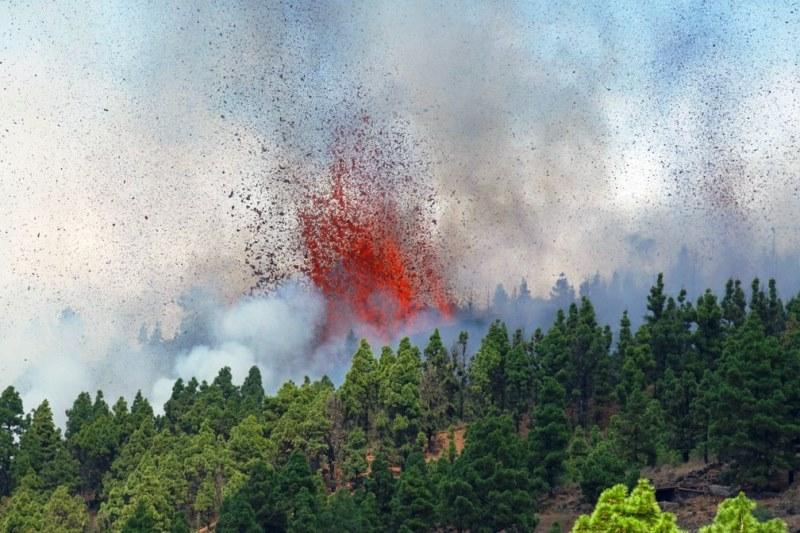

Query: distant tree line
<box><xmin>0</xmin><ymin>274</ymin><xmax>798</xmax><ymax>531</ymax></box>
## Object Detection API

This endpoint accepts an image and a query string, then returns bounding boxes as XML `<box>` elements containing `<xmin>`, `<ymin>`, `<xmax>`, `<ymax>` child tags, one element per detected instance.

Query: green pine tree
<box><xmin>711</xmin><ymin>314</ymin><xmax>800</xmax><ymax>487</ymax></box>
<box><xmin>467</xmin><ymin>320</ymin><xmax>510</xmax><ymax>415</ymax></box>
<box><xmin>699</xmin><ymin>492</ymin><xmax>786</xmax><ymax>533</ymax></box>
<box><xmin>122</xmin><ymin>500</ymin><xmax>159</xmax><ymax>533</ymax></box>
<box><xmin>420</xmin><ymin>329</ymin><xmax>458</xmax><ymax>444</ymax></box>
<box><xmin>13</xmin><ymin>400</ymin><xmax>78</xmax><ymax>491</ymax></box>
<box><xmin>340</xmin><ymin>339</ymin><xmax>379</xmax><ymax>434</ymax></box>
<box><xmin>504</xmin><ymin>341</ymin><xmax>535</xmax><ymax>427</ymax></box>
<box><xmin>529</xmin><ymin>377</ymin><xmax>570</xmax><ymax>491</ymax></box>
<box><xmin>365</xmin><ymin>450</ymin><xmax>395</xmax><ymax>518</ymax></box>
<box><xmin>443</xmin><ymin>414</ymin><xmax>538</xmax><ymax>532</ymax></box>
<box><xmin>390</xmin><ymin>452</ymin><xmax>435</xmax><ymax>532</ymax></box>
<box><xmin>241</xmin><ymin>366</ymin><xmax>266</xmax><ymax>418</ymax></box>
<box><xmin>573</xmin><ymin>479</ymin><xmax>682</xmax><ymax>532</ymax></box>
<box><xmin>217</xmin><ymin>492</ymin><xmax>262</xmax><ymax>533</ymax></box>
<box><xmin>576</xmin><ymin>432</ymin><xmax>636</xmax><ymax>503</ymax></box>
<box><xmin>0</xmin><ymin>386</ymin><xmax>24</xmax><ymax>496</ymax></box>
<box><xmin>380</xmin><ymin>338</ymin><xmax>423</xmax><ymax>455</ymax></box>
<box><xmin>610</xmin><ymin>388</ymin><xmax>664</xmax><ymax>468</ymax></box>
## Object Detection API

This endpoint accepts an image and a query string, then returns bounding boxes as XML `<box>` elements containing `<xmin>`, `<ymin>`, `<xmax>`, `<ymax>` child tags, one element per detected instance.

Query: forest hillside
<box><xmin>1</xmin><ymin>275</ymin><xmax>799</xmax><ymax>531</ymax></box>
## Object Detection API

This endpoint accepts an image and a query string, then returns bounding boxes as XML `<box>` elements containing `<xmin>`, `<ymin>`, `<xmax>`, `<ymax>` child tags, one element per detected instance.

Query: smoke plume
<box><xmin>2</xmin><ymin>2</ymin><xmax>800</xmax><ymax>417</ymax></box>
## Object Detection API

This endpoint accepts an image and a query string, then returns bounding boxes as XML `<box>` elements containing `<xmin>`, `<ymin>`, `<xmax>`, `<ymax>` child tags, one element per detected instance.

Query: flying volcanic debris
<box><xmin>242</xmin><ymin>114</ymin><xmax>454</xmax><ymax>340</ymax></box>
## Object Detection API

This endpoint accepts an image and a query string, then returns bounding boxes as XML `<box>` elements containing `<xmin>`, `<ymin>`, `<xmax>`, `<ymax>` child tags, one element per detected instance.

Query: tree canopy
<box><xmin>0</xmin><ymin>274</ymin><xmax>795</xmax><ymax>531</ymax></box>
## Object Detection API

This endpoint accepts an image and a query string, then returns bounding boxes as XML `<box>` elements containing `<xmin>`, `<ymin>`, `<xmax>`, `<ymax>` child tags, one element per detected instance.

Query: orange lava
<box><xmin>299</xmin><ymin>122</ymin><xmax>452</xmax><ymax>338</ymax></box>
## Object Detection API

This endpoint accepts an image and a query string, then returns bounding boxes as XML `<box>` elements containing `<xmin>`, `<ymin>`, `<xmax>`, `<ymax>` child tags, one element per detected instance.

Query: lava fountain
<box><xmin>298</xmin><ymin>117</ymin><xmax>453</xmax><ymax>339</ymax></box>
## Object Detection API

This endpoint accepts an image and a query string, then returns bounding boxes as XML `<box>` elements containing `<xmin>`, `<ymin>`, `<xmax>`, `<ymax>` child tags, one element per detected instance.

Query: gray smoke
<box><xmin>2</xmin><ymin>2</ymin><xmax>799</xmax><ymax>418</ymax></box>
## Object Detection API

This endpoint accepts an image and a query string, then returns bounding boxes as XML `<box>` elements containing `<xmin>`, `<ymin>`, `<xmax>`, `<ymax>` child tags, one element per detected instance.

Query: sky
<box><xmin>1</xmin><ymin>1</ymin><xmax>799</xmax><ymax>418</ymax></box>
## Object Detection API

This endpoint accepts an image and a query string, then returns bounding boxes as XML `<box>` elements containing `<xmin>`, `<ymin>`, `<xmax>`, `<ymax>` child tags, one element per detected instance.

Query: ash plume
<box><xmin>2</xmin><ymin>2</ymin><xmax>800</xmax><ymax>414</ymax></box>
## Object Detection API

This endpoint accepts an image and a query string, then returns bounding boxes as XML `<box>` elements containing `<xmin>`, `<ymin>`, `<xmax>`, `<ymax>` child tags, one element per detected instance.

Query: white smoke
<box><xmin>4</xmin><ymin>310</ymin><xmax>99</xmax><ymax>427</ymax></box>
<box><xmin>151</xmin><ymin>280</ymin><xmax>329</xmax><ymax>410</ymax></box>
<box><xmin>6</xmin><ymin>279</ymin><xmax>333</xmax><ymax>427</ymax></box>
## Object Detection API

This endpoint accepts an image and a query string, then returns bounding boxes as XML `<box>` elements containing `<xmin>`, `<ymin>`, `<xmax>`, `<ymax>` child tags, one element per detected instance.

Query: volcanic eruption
<box><xmin>244</xmin><ymin>115</ymin><xmax>454</xmax><ymax>340</ymax></box>
<box><xmin>298</xmin><ymin>117</ymin><xmax>453</xmax><ymax>338</ymax></box>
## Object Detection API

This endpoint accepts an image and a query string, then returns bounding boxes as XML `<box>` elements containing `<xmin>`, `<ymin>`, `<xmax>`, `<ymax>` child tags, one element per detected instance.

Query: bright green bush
<box><xmin>572</xmin><ymin>479</ymin><xmax>682</xmax><ymax>533</ymax></box>
<box><xmin>573</xmin><ymin>479</ymin><xmax>789</xmax><ymax>533</ymax></box>
<box><xmin>699</xmin><ymin>492</ymin><xmax>786</xmax><ymax>533</ymax></box>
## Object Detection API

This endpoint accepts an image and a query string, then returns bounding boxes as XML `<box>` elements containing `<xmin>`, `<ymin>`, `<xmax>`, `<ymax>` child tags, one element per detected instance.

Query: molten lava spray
<box><xmin>297</xmin><ymin>117</ymin><xmax>453</xmax><ymax>338</ymax></box>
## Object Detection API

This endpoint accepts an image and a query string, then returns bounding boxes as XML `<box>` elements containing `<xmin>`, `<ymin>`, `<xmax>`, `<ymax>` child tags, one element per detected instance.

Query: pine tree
<box><xmin>766</xmin><ymin>278</ymin><xmax>786</xmax><ymax>337</ymax></box>
<box><xmin>420</xmin><ymin>329</ymin><xmax>458</xmax><ymax>444</ymax></box>
<box><xmin>323</xmin><ymin>489</ymin><xmax>378</xmax><ymax>533</ymax></box>
<box><xmin>0</xmin><ymin>386</ymin><xmax>24</xmax><ymax>496</ymax></box>
<box><xmin>241</xmin><ymin>366</ymin><xmax>266</xmax><ymax>418</ymax></box>
<box><xmin>241</xmin><ymin>461</ymin><xmax>286</xmax><ymax>531</ymax></box>
<box><xmin>661</xmin><ymin>368</ymin><xmax>699</xmax><ymax>462</ymax></box>
<box><xmin>613</xmin><ymin>311</ymin><xmax>633</xmax><ymax>379</ymax></box>
<box><xmin>169</xmin><ymin>508</ymin><xmax>191</xmax><ymax>532</ymax></box>
<box><xmin>504</xmin><ymin>341</ymin><xmax>535</xmax><ymax>427</ymax></box>
<box><xmin>323</xmin><ymin>392</ymin><xmax>346</xmax><ymax>490</ymax></box>
<box><xmin>42</xmin><ymin>485</ymin><xmax>89</xmax><ymax>533</ymax></box>
<box><xmin>184</xmin><ymin>423</ymin><xmax>231</xmax><ymax>527</ymax></box>
<box><xmin>453</xmin><ymin>331</ymin><xmax>469</xmax><ymax>420</ymax></box>
<box><xmin>467</xmin><ymin>320</ymin><xmax>510</xmax><ymax>414</ymax></box>
<box><xmin>699</xmin><ymin>492</ymin><xmax>786</xmax><ymax>533</ymax></box>
<box><xmin>781</xmin><ymin>306</ymin><xmax>800</xmax><ymax>484</ymax></box>
<box><xmin>437</xmin><ymin>474</ymin><xmax>477</xmax><ymax>532</ymax></box>
<box><xmin>372</xmin><ymin>346</ymin><xmax>396</xmax><ymax>441</ymax></box>
<box><xmin>163</xmin><ymin>378</ymin><xmax>192</xmax><ymax>432</ymax></box>
<box><xmin>340</xmin><ymin>339</ymin><xmax>379</xmax><ymax>434</ymax></box>
<box><xmin>13</xmin><ymin>400</ymin><xmax>78</xmax><ymax>490</ymax></box>
<box><xmin>65</xmin><ymin>392</ymin><xmax>94</xmax><ymax>440</ymax></box>
<box><xmin>693</xmin><ymin>369</ymin><xmax>720</xmax><ymax>464</ymax></box>
<box><xmin>721</xmin><ymin>279</ymin><xmax>747</xmax><ymax>329</ymax></box>
<box><xmin>269</xmin><ymin>377</ymin><xmax>333</xmax><ymax>472</ymax></box>
<box><xmin>646</xmin><ymin>273</ymin><xmax>667</xmax><ymax>324</ymax></box>
<box><xmin>197</xmin><ymin>366</ymin><xmax>242</xmax><ymax>437</ymax></box>
<box><xmin>537</xmin><ymin>310</ymin><xmax>569</xmax><ymax>381</ymax></box>
<box><xmin>217</xmin><ymin>492</ymin><xmax>262</xmax><ymax>533</ymax></box>
<box><xmin>573</xmin><ymin>479</ymin><xmax>681</xmax><ymax>532</ymax></box>
<box><xmin>566</xmin><ymin>299</ymin><xmax>611</xmax><ymax>426</ymax></box>
<box><xmin>365</xmin><ymin>450</ymin><xmax>395</xmax><ymax>518</ymax></box>
<box><xmin>228</xmin><ymin>415</ymin><xmax>270</xmax><ymax>471</ymax></box>
<box><xmin>390</xmin><ymin>452</ymin><xmax>435</xmax><ymax>532</ymax></box>
<box><xmin>576</xmin><ymin>434</ymin><xmax>635</xmax><ymax>503</ymax></box>
<box><xmin>610</xmin><ymin>388</ymin><xmax>664</xmax><ymax>468</ymax></box>
<box><xmin>381</xmin><ymin>338</ymin><xmax>423</xmax><ymax>454</ymax></box>
<box><xmin>444</xmin><ymin>414</ymin><xmax>538</xmax><ymax>531</ymax></box>
<box><xmin>0</xmin><ymin>483</ymin><xmax>46</xmax><ymax>532</ymax></box>
<box><xmin>565</xmin><ymin>427</ymin><xmax>591</xmax><ymax>484</ymax></box>
<box><xmin>711</xmin><ymin>314</ymin><xmax>800</xmax><ymax>487</ymax></box>
<box><xmin>341</xmin><ymin>427</ymin><xmax>368</xmax><ymax>488</ymax></box>
<box><xmin>287</xmin><ymin>487</ymin><xmax>322</xmax><ymax>532</ymax></box>
<box><xmin>122</xmin><ymin>500</ymin><xmax>159</xmax><ymax>533</ymax></box>
<box><xmin>750</xmin><ymin>278</ymin><xmax>769</xmax><ymax>327</ymax></box>
<box><xmin>695</xmin><ymin>290</ymin><xmax>724</xmax><ymax>371</ymax></box>
<box><xmin>617</xmin><ymin>329</ymin><xmax>655</xmax><ymax>406</ymax></box>
<box><xmin>130</xmin><ymin>390</ymin><xmax>154</xmax><ymax>431</ymax></box>
<box><xmin>648</xmin><ymin>292</ymin><xmax>692</xmax><ymax>392</ymax></box>
<box><xmin>111</xmin><ymin>396</ymin><xmax>132</xmax><ymax>442</ymax></box>
<box><xmin>529</xmin><ymin>377</ymin><xmax>570</xmax><ymax>491</ymax></box>
<box><xmin>279</xmin><ymin>452</ymin><xmax>324</xmax><ymax>531</ymax></box>
<box><xmin>72</xmin><ymin>393</ymin><xmax>122</xmax><ymax>494</ymax></box>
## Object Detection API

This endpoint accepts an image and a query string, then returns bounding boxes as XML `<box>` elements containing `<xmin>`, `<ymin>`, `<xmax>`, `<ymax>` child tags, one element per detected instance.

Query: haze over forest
<box><xmin>1</xmin><ymin>2</ymin><xmax>800</xmax><ymax>531</ymax></box>
<box><xmin>3</xmin><ymin>2</ymin><xmax>800</xmax><ymax>412</ymax></box>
